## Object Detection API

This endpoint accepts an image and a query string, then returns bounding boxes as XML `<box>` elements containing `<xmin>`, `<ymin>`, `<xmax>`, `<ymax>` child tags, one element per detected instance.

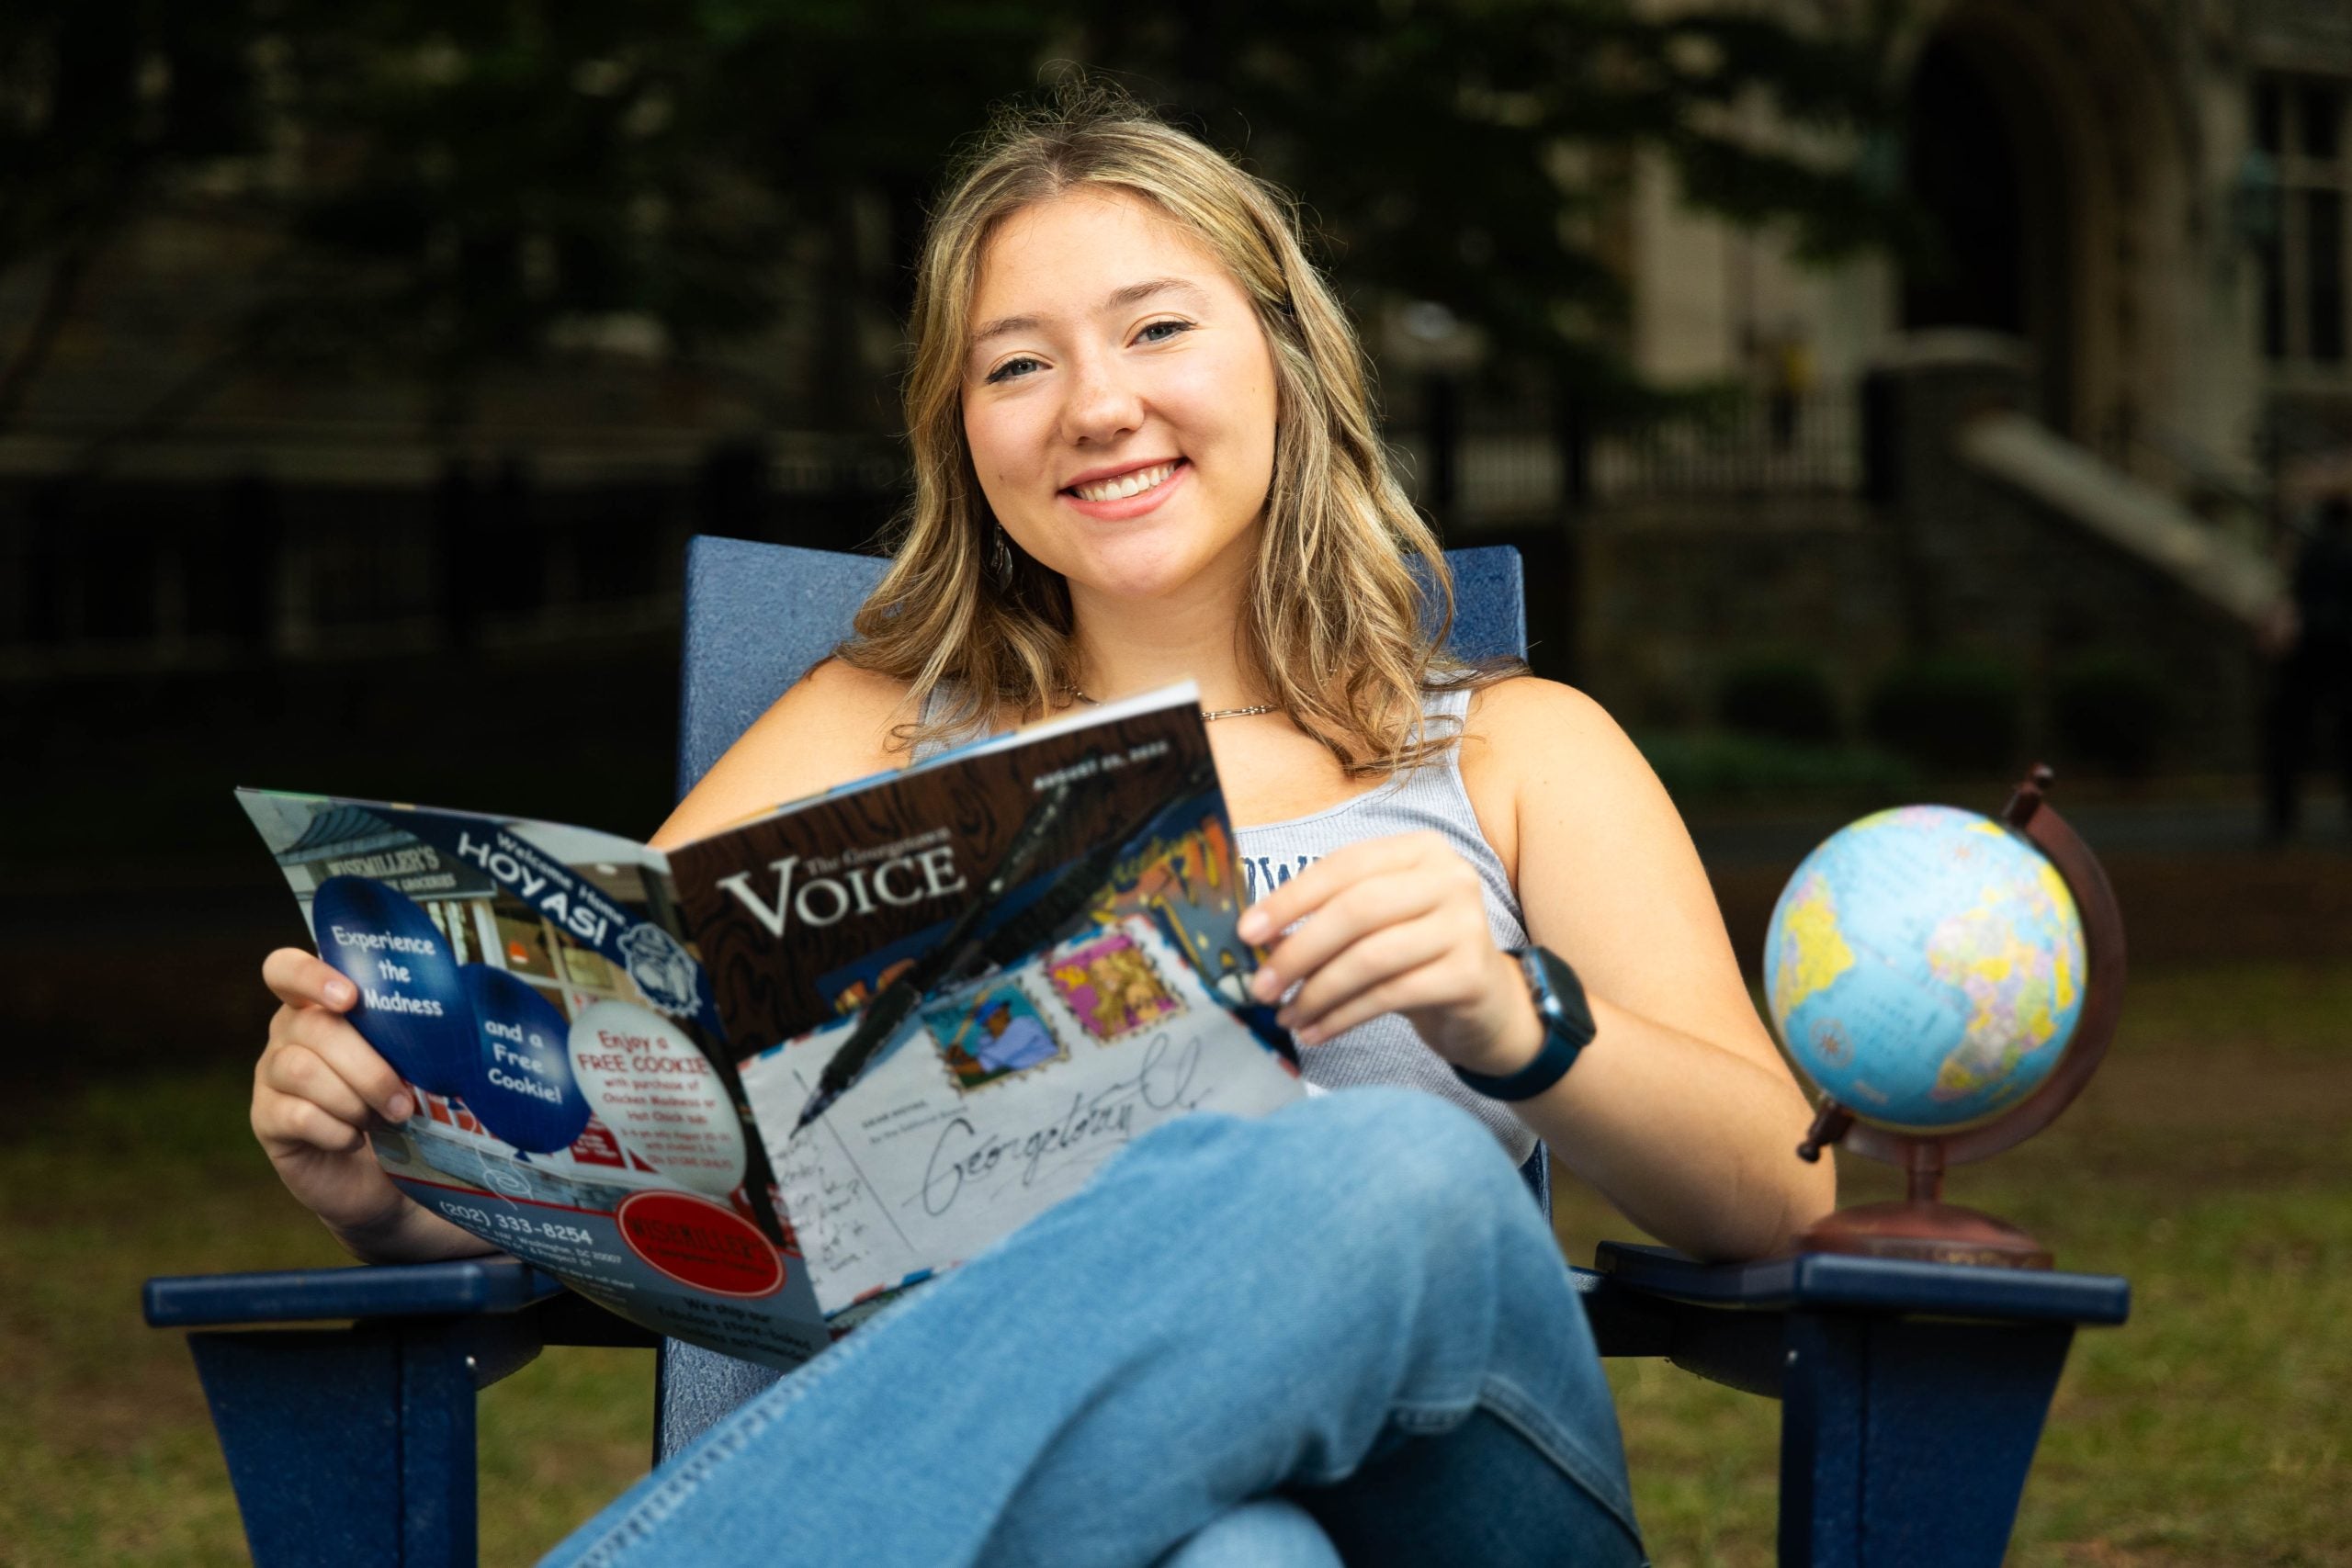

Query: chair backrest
<box><xmin>658</xmin><ymin>533</ymin><xmax>1534</xmax><ymax>1461</ymax></box>
<box><xmin>674</xmin><ymin>534</ymin><xmax>1530</xmax><ymax>796</ymax></box>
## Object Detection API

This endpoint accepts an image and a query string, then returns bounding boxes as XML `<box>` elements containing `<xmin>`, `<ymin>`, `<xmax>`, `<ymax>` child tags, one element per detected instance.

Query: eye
<box><xmin>985</xmin><ymin>355</ymin><xmax>1045</xmax><ymax>385</ymax></box>
<box><xmin>1136</xmin><ymin>319</ymin><xmax>1193</xmax><ymax>345</ymax></box>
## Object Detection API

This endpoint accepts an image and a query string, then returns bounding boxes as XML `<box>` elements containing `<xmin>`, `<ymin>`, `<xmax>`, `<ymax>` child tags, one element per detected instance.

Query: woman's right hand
<box><xmin>252</xmin><ymin>948</ymin><xmax>484</xmax><ymax>1262</ymax></box>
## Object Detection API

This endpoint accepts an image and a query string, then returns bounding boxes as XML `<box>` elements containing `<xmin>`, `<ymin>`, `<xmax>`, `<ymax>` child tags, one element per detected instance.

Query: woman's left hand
<box><xmin>1236</xmin><ymin>830</ymin><xmax>1539</xmax><ymax>1077</ymax></box>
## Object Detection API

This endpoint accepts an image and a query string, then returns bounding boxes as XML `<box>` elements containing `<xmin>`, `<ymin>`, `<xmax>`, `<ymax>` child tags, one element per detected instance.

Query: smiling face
<box><xmin>960</xmin><ymin>187</ymin><xmax>1280</xmax><ymax>612</ymax></box>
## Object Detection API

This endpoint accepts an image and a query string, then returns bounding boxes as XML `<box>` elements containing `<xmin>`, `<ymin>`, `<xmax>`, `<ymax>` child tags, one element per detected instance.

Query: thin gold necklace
<box><xmin>1065</xmin><ymin>688</ymin><xmax>1280</xmax><ymax>722</ymax></box>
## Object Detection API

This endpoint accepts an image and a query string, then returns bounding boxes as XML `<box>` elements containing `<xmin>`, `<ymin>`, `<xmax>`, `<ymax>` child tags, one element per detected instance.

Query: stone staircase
<box><xmin>1956</xmin><ymin>411</ymin><xmax>2285</xmax><ymax>628</ymax></box>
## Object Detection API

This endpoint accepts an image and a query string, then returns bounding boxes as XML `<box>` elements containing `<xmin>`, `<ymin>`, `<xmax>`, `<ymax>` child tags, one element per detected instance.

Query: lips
<box><xmin>1062</xmin><ymin>457</ymin><xmax>1185</xmax><ymax>502</ymax></box>
<box><xmin>1058</xmin><ymin>457</ymin><xmax>1191</xmax><ymax>521</ymax></box>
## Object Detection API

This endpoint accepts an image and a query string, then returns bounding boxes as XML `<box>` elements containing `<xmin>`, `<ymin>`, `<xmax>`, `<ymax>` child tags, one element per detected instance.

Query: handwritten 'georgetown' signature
<box><xmin>918</xmin><ymin>1032</ymin><xmax>1204</xmax><ymax>1218</ymax></box>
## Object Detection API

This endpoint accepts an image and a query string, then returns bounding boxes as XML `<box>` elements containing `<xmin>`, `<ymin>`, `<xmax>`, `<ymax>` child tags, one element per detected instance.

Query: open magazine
<box><xmin>240</xmin><ymin>684</ymin><xmax>1303</xmax><ymax>1369</ymax></box>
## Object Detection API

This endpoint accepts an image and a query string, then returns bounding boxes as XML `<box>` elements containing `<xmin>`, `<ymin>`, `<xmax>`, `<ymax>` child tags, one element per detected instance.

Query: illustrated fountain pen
<box><xmin>787</xmin><ymin>750</ymin><xmax>1222</xmax><ymax>1136</ymax></box>
<box><xmin>788</xmin><ymin>778</ymin><xmax>1079</xmax><ymax>1135</ymax></box>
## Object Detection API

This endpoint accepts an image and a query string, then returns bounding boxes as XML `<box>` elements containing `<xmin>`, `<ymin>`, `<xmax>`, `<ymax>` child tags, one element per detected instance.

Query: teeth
<box><xmin>1072</xmin><ymin>461</ymin><xmax>1177</xmax><ymax>502</ymax></box>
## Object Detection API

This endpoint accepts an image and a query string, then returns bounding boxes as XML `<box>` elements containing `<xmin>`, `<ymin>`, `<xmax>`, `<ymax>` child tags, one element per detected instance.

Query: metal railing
<box><xmin>0</xmin><ymin>445</ymin><xmax>904</xmax><ymax>681</ymax></box>
<box><xmin>1</xmin><ymin>392</ymin><xmax>1871</xmax><ymax>681</ymax></box>
<box><xmin>1588</xmin><ymin>387</ymin><xmax>1860</xmax><ymax>500</ymax></box>
<box><xmin>1386</xmin><ymin>386</ymin><xmax>1861</xmax><ymax>519</ymax></box>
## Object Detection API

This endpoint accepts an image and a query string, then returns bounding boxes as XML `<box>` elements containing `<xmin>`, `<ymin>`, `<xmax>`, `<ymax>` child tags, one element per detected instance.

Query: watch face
<box><xmin>1524</xmin><ymin>947</ymin><xmax>1592</xmax><ymax>1040</ymax></box>
<box><xmin>1457</xmin><ymin>946</ymin><xmax>1593</xmax><ymax>1101</ymax></box>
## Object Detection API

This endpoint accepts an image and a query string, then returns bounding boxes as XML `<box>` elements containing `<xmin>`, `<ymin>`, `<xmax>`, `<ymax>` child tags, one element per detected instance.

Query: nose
<box><xmin>1057</xmin><ymin>349</ymin><xmax>1145</xmax><ymax>447</ymax></box>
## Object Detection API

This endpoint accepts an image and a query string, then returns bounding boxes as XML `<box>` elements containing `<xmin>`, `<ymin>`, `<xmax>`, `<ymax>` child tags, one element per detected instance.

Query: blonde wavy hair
<box><xmin>842</xmin><ymin>84</ymin><xmax>1489</xmax><ymax>775</ymax></box>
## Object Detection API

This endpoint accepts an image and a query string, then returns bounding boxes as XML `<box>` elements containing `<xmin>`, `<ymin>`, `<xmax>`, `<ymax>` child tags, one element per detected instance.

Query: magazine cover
<box><xmin>239</xmin><ymin>685</ymin><xmax>1303</xmax><ymax>1368</ymax></box>
<box><xmin>236</xmin><ymin>791</ymin><xmax>831</xmax><ymax>1366</ymax></box>
<box><xmin>666</xmin><ymin>686</ymin><xmax>1306</xmax><ymax>1319</ymax></box>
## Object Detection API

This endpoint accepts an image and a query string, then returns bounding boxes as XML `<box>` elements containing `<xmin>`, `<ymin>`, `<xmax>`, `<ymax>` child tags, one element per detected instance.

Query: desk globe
<box><xmin>1764</xmin><ymin>768</ymin><xmax>2126</xmax><ymax>1269</ymax></box>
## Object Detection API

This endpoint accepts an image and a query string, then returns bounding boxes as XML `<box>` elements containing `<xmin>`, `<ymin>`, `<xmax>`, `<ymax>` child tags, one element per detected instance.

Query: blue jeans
<box><xmin>545</xmin><ymin>1089</ymin><xmax>1645</xmax><ymax>1567</ymax></box>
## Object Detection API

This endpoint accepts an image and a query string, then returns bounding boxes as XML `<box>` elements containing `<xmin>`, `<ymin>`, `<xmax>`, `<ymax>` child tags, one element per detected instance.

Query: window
<box><xmin>2311</xmin><ymin>189</ymin><xmax>2346</xmax><ymax>362</ymax></box>
<box><xmin>2301</xmin><ymin>83</ymin><xmax>2341</xmax><ymax>161</ymax></box>
<box><xmin>2259</xmin><ymin>72</ymin><xmax>2351</xmax><ymax>367</ymax></box>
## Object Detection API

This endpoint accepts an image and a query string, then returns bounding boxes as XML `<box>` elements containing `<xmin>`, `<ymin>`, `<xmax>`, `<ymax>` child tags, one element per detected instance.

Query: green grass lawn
<box><xmin>5</xmin><ymin>962</ymin><xmax>2346</xmax><ymax>1565</ymax></box>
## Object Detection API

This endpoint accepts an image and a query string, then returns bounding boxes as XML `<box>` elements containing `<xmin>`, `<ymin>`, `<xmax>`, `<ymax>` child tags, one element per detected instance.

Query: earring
<box><xmin>990</xmin><ymin>524</ymin><xmax>1015</xmax><ymax>587</ymax></box>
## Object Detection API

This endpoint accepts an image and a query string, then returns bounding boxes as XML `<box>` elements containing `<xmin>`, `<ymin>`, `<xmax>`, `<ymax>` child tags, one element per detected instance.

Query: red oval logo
<box><xmin>614</xmin><ymin>1190</ymin><xmax>786</xmax><ymax>1298</ymax></box>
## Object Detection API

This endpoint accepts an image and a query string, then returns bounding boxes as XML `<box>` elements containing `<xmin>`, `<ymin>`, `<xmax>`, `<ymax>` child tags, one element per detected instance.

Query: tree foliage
<box><xmin>0</xmin><ymin>0</ymin><xmax>1907</xmax><ymax>433</ymax></box>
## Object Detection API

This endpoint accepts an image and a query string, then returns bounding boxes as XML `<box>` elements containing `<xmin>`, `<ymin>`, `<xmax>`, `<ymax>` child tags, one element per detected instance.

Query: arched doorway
<box><xmin>1894</xmin><ymin>0</ymin><xmax>2197</xmax><ymax>468</ymax></box>
<box><xmin>1902</xmin><ymin>31</ymin><xmax>2073</xmax><ymax>433</ymax></box>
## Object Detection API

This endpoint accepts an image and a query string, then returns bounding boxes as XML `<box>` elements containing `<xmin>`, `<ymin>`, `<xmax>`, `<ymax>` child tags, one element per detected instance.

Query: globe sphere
<box><xmin>1764</xmin><ymin>805</ymin><xmax>2086</xmax><ymax>1133</ymax></box>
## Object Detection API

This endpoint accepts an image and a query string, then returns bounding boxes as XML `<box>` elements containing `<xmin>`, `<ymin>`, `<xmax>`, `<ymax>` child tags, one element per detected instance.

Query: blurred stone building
<box><xmin>5</xmin><ymin>0</ymin><xmax>2349</xmax><ymax>777</ymax></box>
<box><xmin>1489</xmin><ymin>0</ymin><xmax>2352</xmax><ymax>770</ymax></box>
<box><xmin>1619</xmin><ymin>0</ymin><xmax>2346</xmax><ymax>495</ymax></box>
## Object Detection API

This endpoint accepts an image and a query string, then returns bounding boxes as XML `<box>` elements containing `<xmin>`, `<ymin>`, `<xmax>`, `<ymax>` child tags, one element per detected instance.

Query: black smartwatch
<box><xmin>1452</xmin><ymin>946</ymin><xmax>1595</xmax><ymax>1101</ymax></box>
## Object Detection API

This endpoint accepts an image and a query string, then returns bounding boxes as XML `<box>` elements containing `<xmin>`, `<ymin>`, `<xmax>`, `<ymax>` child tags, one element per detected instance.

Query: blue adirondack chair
<box><xmin>145</xmin><ymin>536</ymin><xmax>2130</xmax><ymax>1567</ymax></box>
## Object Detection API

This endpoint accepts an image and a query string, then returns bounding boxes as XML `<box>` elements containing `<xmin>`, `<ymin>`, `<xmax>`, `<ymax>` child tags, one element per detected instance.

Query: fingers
<box><xmin>259</xmin><ymin>1036</ymin><xmax>376</xmax><ymax>1126</ymax></box>
<box><xmin>1244</xmin><ymin>871</ymin><xmax>1445</xmax><ymax>1005</ymax></box>
<box><xmin>1243</xmin><ymin>833</ymin><xmax>1477</xmax><ymax>998</ymax></box>
<box><xmin>263</xmin><ymin>1003</ymin><xmax>414</xmax><ymax>1125</ymax></box>
<box><xmin>1288</xmin><ymin>957</ymin><xmax>1464</xmax><ymax>1046</ymax></box>
<box><xmin>1237</xmin><ymin>832</ymin><xmax>1435</xmax><ymax>944</ymax></box>
<box><xmin>263</xmin><ymin>947</ymin><xmax>358</xmax><ymax>1012</ymax></box>
<box><xmin>1232</xmin><ymin>830</ymin><xmax>1503</xmax><ymax>1053</ymax></box>
<box><xmin>252</xmin><ymin>1079</ymin><xmax>370</xmax><ymax>1156</ymax></box>
<box><xmin>1275</xmin><ymin>919</ymin><xmax>1456</xmax><ymax>1043</ymax></box>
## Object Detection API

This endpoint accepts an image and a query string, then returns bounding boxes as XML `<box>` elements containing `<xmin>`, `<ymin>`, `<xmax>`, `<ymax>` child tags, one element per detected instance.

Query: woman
<box><xmin>251</xmin><ymin>88</ymin><xmax>1831</xmax><ymax>1566</ymax></box>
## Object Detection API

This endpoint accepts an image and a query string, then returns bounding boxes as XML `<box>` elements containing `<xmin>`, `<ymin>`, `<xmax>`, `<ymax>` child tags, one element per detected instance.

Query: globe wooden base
<box><xmin>1799</xmin><ymin>1200</ymin><xmax>2053</xmax><ymax>1270</ymax></box>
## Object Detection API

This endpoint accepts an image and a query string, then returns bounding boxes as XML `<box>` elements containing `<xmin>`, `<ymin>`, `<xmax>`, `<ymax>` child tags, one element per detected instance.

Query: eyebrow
<box><xmin>969</xmin><ymin>276</ymin><xmax>1211</xmax><ymax>353</ymax></box>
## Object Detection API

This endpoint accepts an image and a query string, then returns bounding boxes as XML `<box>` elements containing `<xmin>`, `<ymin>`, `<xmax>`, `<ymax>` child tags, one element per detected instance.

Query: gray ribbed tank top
<box><xmin>1231</xmin><ymin>683</ymin><xmax>1535</xmax><ymax>1162</ymax></box>
<box><xmin>914</xmin><ymin>682</ymin><xmax>1536</xmax><ymax>1163</ymax></box>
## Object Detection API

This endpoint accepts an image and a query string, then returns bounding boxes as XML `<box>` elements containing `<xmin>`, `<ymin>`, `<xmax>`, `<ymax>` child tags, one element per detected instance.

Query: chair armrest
<box><xmin>1585</xmin><ymin>1241</ymin><xmax>2133</xmax><ymax>1563</ymax></box>
<box><xmin>143</xmin><ymin>1257</ymin><xmax>567</xmax><ymax>1328</ymax></box>
<box><xmin>1575</xmin><ymin>1242</ymin><xmax>2130</xmax><ymax>1400</ymax></box>
<box><xmin>144</xmin><ymin>1258</ymin><xmax>652</xmax><ymax>1567</ymax></box>
<box><xmin>1593</xmin><ymin>1240</ymin><xmax>2131</xmax><ymax>1325</ymax></box>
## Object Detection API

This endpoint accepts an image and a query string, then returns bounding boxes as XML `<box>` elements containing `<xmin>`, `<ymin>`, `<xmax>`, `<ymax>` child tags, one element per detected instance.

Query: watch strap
<box><xmin>1452</xmin><ymin>946</ymin><xmax>1594</xmax><ymax>1101</ymax></box>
